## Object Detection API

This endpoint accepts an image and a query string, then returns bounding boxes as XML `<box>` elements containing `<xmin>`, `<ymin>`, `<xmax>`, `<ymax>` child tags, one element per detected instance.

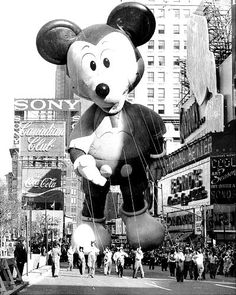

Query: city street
<box><xmin>19</xmin><ymin>263</ymin><xmax>236</xmax><ymax>295</ymax></box>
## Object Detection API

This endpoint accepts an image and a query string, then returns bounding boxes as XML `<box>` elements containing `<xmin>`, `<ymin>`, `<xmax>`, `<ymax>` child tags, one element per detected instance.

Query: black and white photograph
<box><xmin>0</xmin><ymin>0</ymin><xmax>235</xmax><ymax>294</ymax></box>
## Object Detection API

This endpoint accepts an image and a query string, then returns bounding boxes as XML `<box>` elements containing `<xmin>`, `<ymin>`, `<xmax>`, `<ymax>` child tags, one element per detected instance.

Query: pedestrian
<box><xmin>113</xmin><ymin>247</ymin><xmax>120</xmax><ymax>273</ymax></box>
<box><xmin>113</xmin><ymin>246</ymin><xmax>128</xmax><ymax>278</ymax></box>
<box><xmin>149</xmin><ymin>250</ymin><xmax>155</xmax><ymax>270</ymax></box>
<box><xmin>67</xmin><ymin>245</ymin><xmax>74</xmax><ymax>271</ymax></box>
<box><xmin>78</xmin><ymin>246</ymin><xmax>86</xmax><ymax>275</ymax></box>
<box><xmin>184</xmin><ymin>248</ymin><xmax>193</xmax><ymax>279</ymax></box>
<box><xmin>103</xmin><ymin>247</ymin><xmax>113</xmax><ymax>275</ymax></box>
<box><xmin>161</xmin><ymin>252</ymin><xmax>168</xmax><ymax>271</ymax></box>
<box><xmin>192</xmin><ymin>248</ymin><xmax>204</xmax><ymax>280</ymax></box>
<box><xmin>209</xmin><ymin>250</ymin><xmax>218</xmax><ymax>279</ymax></box>
<box><xmin>50</xmin><ymin>241</ymin><xmax>61</xmax><ymax>277</ymax></box>
<box><xmin>14</xmin><ymin>237</ymin><xmax>27</xmax><ymax>277</ymax></box>
<box><xmin>87</xmin><ymin>241</ymin><xmax>99</xmax><ymax>278</ymax></box>
<box><xmin>168</xmin><ymin>248</ymin><xmax>176</xmax><ymax>277</ymax></box>
<box><xmin>133</xmin><ymin>246</ymin><xmax>144</xmax><ymax>279</ymax></box>
<box><xmin>223</xmin><ymin>252</ymin><xmax>233</xmax><ymax>277</ymax></box>
<box><xmin>175</xmin><ymin>247</ymin><xmax>185</xmax><ymax>282</ymax></box>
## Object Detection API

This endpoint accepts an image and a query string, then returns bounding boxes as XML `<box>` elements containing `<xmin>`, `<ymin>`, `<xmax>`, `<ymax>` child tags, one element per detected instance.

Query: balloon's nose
<box><xmin>95</xmin><ymin>83</ymin><xmax>110</xmax><ymax>99</ymax></box>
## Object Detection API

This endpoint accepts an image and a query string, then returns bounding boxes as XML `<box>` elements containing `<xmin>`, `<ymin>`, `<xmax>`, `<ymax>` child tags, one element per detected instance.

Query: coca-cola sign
<box><xmin>19</xmin><ymin>121</ymin><xmax>65</xmax><ymax>157</ymax></box>
<box><xmin>22</xmin><ymin>168</ymin><xmax>61</xmax><ymax>196</ymax></box>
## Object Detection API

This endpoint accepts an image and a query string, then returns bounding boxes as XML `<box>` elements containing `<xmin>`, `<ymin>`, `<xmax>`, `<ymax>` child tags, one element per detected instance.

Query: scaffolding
<box><xmin>180</xmin><ymin>1</ymin><xmax>232</xmax><ymax>105</ymax></box>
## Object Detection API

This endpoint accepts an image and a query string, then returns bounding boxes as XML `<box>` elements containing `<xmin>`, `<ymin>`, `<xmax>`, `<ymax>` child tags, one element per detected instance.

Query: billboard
<box><xmin>210</xmin><ymin>155</ymin><xmax>236</xmax><ymax>204</ymax></box>
<box><xmin>22</xmin><ymin>168</ymin><xmax>61</xmax><ymax>197</ymax></box>
<box><xmin>19</xmin><ymin>121</ymin><xmax>65</xmax><ymax>157</ymax></box>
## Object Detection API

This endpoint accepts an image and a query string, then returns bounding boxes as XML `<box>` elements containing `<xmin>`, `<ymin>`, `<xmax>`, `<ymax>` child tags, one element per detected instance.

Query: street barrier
<box><xmin>0</xmin><ymin>258</ymin><xmax>28</xmax><ymax>295</ymax></box>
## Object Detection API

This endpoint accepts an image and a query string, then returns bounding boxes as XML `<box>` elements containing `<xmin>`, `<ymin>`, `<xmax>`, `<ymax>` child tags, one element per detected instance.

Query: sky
<box><xmin>0</xmin><ymin>0</ymin><xmax>121</xmax><ymax>179</ymax></box>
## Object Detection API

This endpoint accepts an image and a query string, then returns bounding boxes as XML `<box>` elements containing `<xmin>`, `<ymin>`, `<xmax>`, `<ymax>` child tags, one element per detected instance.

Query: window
<box><xmin>157</xmin><ymin>72</ymin><xmax>165</xmax><ymax>83</ymax></box>
<box><xmin>148</xmin><ymin>88</ymin><xmax>154</xmax><ymax>98</ymax></box>
<box><xmin>158</xmin><ymin>104</ymin><xmax>165</xmax><ymax>114</ymax></box>
<box><xmin>173</xmin><ymin>40</ymin><xmax>180</xmax><ymax>50</ymax></box>
<box><xmin>157</xmin><ymin>9</ymin><xmax>165</xmax><ymax>18</ymax></box>
<box><xmin>173</xmin><ymin>72</ymin><xmax>180</xmax><ymax>83</ymax></box>
<box><xmin>158</xmin><ymin>24</ymin><xmax>165</xmax><ymax>34</ymax></box>
<box><xmin>147</xmin><ymin>104</ymin><xmax>154</xmax><ymax>110</ymax></box>
<box><xmin>173</xmin><ymin>9</ymin><xmax>180</xmax><ymax>18</ymax></box>
<box><xmin>158</xmin><ymin>56</ymin><xmax>165</xmax><ymax>66</ymax></box>
<box><xmin>173</xmin><ymin>56</ymin><xmax>180</xmax><ymax>66</ymax></box>
<box><xmin>148</xmin><ymin>40</ymin><xmax>154</xmax><ymax>50</ymax></box>
<box><xmin>148</xmin><ymin>72</ymin><xmax>154</xmax><ymax>82</ymax></box>
<box><xmin>183</xmin><ymin>25</ymin><xmax>187</xmax><ymax>35</ymax></box>
<box><xmin>173</xmin><ymin>104</ymin><xmax>179</xmax><ymax>114</ymax></box>
<box><xmin>173</xmin><ymin>24</ymin><xmax>180</xmax><ymax>34</ymax></box>
<box><xmin>158</xmin><ymin>88</ymin><xmax>165</xmax><ymax>99</ymax></box>
<box><xmin>184</xmin><ymin>40</ymin><xmax>187</xmax><ymax>50</ymax></box>
<box><xmin>183</xmin><ymin>9</ymin><xmax>190</xmax><ymax>18</ymax></box>
<box><xmin>148</xmin><ymin>56</ymin><xmax>154</xmax><ymax>66</ymax></box>
<box><xmin>173</xmin><ymin>88</ymin><xmax>180</xmax><ymax>99</ymax></box>
<box><xmin>158</xmin><ymin>40</ymin><xmax>165</xmax><ymax>50</ymax></box>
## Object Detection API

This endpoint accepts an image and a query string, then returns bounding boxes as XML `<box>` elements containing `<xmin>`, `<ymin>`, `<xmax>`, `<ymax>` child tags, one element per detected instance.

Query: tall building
<box><xmin>124</xmin><ymin>0</ymin><xmax>201</xmax><ymax>154</ymax></box>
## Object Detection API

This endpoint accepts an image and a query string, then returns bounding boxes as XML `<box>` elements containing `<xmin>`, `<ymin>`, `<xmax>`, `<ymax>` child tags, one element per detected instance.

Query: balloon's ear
<box><xmin>36</xmin><ymin>19</ymin><xmax>81</xmax><ymax>65</ymax></box>
<box><xmin>107</xmin><ymin>2</ymin><xmax>155</xmax><ymax>47</ymax></box>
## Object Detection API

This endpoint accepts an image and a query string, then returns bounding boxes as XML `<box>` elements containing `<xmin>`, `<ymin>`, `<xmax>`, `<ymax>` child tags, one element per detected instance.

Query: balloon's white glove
<box><xmin>74</xmin><ymin>155</ymin><xmax>107</xmax><ymax>186</ymax></box>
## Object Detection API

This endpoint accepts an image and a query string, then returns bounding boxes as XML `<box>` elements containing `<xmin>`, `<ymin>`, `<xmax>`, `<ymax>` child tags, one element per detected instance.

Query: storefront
<box><xmin>157</xmin><ymin>125</ymin><xmax>236</xmax><ymax>244</ymax></box>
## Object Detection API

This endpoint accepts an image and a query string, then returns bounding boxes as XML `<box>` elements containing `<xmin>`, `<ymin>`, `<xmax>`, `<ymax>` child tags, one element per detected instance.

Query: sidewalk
<box><xmin>22</xmin><ymin>265</ymin><xmax>51</xmax><ymax>286</ymax></box>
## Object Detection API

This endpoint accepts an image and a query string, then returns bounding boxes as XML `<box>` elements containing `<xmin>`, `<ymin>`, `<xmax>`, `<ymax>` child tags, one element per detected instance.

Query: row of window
<box><xmin>148</xmin><ymin>39</ymin><xmax>187</xmax><ymax>50</ymax></box>
<box><xmin>147</xmin><ymin>88</ymin><xmax>180</xmax><ymax>99</ymax></box>
<box><xmin>154</xmin><ymin>8</ymin><xmax>191</xmax><ymax>19</ymax></box>
<box><xmin>155</xmin><ymin>24</ymin><xmax>187</xmax><ymax>35</ymax></box>
<box><xmin>147</xmin><ymin>56</ymin><xmax>180</xmax><ymax>66</ymax></box>
<box><xmin>147</xmin><ymin>71</ymin><xmax>180</xmax><ymax>83</ymax></box>
<box><xmin>147</xmin><ymin>104</ymin><xmax>179</xmax><ymax>115</ymax></box>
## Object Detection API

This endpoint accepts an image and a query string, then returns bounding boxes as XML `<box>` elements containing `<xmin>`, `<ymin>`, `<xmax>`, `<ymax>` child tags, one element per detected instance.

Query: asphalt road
<box><xmin>19</xmin><ymin>263</ymin><xmax>236</xmax><ymax>295</ymax></box>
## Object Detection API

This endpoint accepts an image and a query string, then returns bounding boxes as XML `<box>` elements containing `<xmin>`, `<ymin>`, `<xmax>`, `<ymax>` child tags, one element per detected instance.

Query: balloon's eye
<box><xmin>90</xmin><ymin>61</ymin><xmax>96</xmax><ymax>71</ymax></box>
<box><xmin>103</xmin><ymin>58</ymin><xmax>110</xmax><ymax>68</ymax></box>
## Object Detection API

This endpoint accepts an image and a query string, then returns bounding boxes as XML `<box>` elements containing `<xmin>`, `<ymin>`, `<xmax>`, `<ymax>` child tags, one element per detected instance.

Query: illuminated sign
<box><xmin>165</xmin><ymin>134</ymin><xmax>212</xmax><ymax>173</ymax></box>
<box><xmin>167</xmin><ymin>169</ymin><xmax>208</xmax><ymax>206</ymax></box>
<box><xmin>167</xmin><ymin>209</ymin><xmax>194</xmax><ymax>231</ymax></box>
<box><xmin>210</xmin><ymin>155</ymin><xmax>236</xmax><ymax>204</ymax></box>
<box><xmin>180</xmin><ymin>101</ymin><xmax>205</xmax><ymax>143</ymax></box>
<box><xmin>22</xmin><ymin>168</ymin><xmax>61</xmax><ymax>196</ymax></box>
<box><xmin>19</xmin><ymin>121</ymin><xmax>65</xmax><ymax>157</ymax></box>
<box><xmin>14</xmin><ymin>98</ymin><xmax>81</xmax><ymax>112</ymax></box>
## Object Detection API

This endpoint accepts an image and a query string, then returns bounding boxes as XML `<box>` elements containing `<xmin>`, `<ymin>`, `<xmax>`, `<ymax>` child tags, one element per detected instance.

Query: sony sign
<box><xmin>14</xmin><ymin>98</ymin><xmax>81</xmax><ymax>112</ymax></box>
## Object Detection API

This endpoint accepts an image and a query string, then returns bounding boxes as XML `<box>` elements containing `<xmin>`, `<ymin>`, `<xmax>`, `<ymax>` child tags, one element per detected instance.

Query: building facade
<box><xmin>156</xmin><ymin>1</ymin><xmax>235</xmax><ymax>245</ymax></box>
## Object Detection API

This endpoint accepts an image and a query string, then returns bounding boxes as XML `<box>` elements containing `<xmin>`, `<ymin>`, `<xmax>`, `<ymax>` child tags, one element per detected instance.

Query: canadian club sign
<box><xmin>22</xmin><ymin>168</ymin><xmax>61</xmax><ymax>197</ymax></box>
<box><xmin>19</xmin><ymin>121</ymin><xmax>65</xmax><ymax>157</ymax></box>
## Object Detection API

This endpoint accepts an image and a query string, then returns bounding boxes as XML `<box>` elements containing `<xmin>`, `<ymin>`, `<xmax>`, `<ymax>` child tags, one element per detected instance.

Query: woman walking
<box><xmin>87</xmin><ymin>241</ymin><xmax>99</xmax><ymax>278</ymax></box>
<box><xmin>51</xmin><ymin>241</ymin><xmax>61</xmax><ymax>277</ymax></box>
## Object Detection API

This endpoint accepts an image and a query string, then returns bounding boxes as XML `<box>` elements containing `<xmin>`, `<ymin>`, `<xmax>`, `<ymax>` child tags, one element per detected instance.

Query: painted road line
<box><xmin>215</xmin><ymin>284</ymin><xmax>236</xmax><ymax>290</ymax></box>
<box><xmin>145</xmin><ymin>282</ymin><xmax>171</xmax><ymax>291</ymax></box>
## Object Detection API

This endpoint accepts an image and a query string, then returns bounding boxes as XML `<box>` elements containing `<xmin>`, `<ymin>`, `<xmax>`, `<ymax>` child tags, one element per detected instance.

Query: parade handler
<box><xmin>36</xmin><ymin>2</ymin><xmax>166</xmax><ymax>251</ymax></box>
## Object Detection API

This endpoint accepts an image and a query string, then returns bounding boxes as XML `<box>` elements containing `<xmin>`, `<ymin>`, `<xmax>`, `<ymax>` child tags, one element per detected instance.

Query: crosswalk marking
<box><xmin>215</xmin><ymin>284</ymin><xmax>236</xmax><ymax>290</ymax></box>
<box><xmin>145</xmin><ymin>282</ymin><xmax>171</xmax><ymax>291</ymax></box>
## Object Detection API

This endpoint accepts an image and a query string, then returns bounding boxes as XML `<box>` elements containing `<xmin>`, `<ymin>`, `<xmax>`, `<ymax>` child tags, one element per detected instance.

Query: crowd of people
<box><xmin>153</xmin><ymin>242</ymin><xmax>236</xmax><ymax>281</ymax></box>
<box><xmin>12</xmin><ymin>236</ymin><xmax>236</xmax><ymax>282</ymax></box>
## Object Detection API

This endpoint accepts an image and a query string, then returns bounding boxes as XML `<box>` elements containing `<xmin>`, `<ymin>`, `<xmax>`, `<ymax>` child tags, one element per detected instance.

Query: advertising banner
<box><xmin>210</xmin><ymin>155</ymin><xmax>236</xmax><ymax>204</ymax></box>
<box><xmin>22</xmin><ymin>168</ymin><xmax>61</xmax><ymax>197</ymax></box>
<box><xmin>19</xmin><ymin>121</ymin><xmax>65</xmax><ymax>157</ymax></box>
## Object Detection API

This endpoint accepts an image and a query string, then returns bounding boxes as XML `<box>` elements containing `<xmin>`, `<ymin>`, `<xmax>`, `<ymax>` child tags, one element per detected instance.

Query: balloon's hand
<box><xmin>74</xmin><ymin>155</ymin><xmax>107</xmax><ymax>186</ymax></box>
